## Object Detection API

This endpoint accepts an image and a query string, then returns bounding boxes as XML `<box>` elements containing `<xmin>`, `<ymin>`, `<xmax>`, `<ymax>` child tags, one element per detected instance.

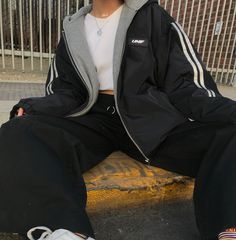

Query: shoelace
<box><xmin>27</xmin><ymin>226</ymin><xmax>94</xmax><ymax>240</ymax></box>
<box><xmin>27</xmin><ymin>226</ymin><xmax>53</xmax><ymax>240</ymax></box>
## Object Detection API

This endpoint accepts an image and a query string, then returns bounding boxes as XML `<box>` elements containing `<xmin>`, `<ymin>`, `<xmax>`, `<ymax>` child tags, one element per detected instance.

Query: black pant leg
<box><xmin>151</xmin><ymin>122</ymin><xmax>236</xmax><ymax>240</ymax></box>
<box><xmin>0</xmin><ymin>96</ymin><xmax>118</xmax><ymax>237</ymax></box>
<box><xmin>150</xmin><ymin>121</ymin><xmax>221</xmax><ymax>177</ymax></box>
<box><xmin>193</xmin><ymin>124</ymin><xmax>236</xmax><ymax>240</ymax></box>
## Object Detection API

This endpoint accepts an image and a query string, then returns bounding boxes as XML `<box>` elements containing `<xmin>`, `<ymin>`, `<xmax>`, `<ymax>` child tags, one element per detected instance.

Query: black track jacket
<box><xmin>10</xmin><ymin>0</ymin><xmax>236</xmax><ymax>162</ymax></box>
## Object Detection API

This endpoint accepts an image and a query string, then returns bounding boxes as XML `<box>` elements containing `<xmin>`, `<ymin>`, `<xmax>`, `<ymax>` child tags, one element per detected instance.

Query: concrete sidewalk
<box><xmin>0</xmin><ymin>82</ymin><xmax>44</xmax><ymax>123</ymax></box>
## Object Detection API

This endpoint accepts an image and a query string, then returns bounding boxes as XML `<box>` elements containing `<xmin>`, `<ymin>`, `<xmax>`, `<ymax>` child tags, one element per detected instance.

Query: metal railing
<box><xmin>0</xmin><ymin>0</ymin><xmax>235</xmax><ymax>85</ymax></box>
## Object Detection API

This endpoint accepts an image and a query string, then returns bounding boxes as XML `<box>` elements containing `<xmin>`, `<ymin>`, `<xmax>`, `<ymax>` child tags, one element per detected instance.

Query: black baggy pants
<box><xmin>0</xmin><ymin>93</ymin><xmax>235</xmax><ymax>240</ymax></box>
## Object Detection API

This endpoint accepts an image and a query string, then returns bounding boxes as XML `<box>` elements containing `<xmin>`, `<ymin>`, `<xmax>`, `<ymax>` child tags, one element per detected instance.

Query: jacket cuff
<box><xmin>9</xmin><ymin>99</ymin><xmax>35</xmax><ymax>119</ymax></box>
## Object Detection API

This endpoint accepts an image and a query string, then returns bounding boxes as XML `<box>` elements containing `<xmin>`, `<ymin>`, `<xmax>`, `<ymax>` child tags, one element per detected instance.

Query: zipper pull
<box><xmin>145</xmin><ymin>158</ymin><xmax>150</xmax><ymax>166</ymax></box>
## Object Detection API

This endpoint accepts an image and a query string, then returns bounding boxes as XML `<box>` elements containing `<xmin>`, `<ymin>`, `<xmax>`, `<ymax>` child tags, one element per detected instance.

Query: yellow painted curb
<box><xmin>84</xmin><ymin>151</ymin><xmax>194</xmax><ymax>209</ymax></box>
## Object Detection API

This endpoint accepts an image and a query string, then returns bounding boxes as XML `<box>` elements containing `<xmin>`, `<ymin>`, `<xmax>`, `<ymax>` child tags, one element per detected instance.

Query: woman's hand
<box><xmin>16</xmin><ymin>107</ymin><xmax>25</xmax><ymax>117</ymax></box>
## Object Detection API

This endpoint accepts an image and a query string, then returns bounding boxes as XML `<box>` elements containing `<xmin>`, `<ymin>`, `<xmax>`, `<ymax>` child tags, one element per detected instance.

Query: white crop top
<box><xmin>84</xmin><ymin>5</ymin><xmax>123</xmax><ymax>90</ymax></box>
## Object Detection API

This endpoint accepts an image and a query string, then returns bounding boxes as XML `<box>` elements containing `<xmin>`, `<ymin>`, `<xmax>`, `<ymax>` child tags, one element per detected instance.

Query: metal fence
<box><xmin>0</xmin><ymin>0</ymin><xmax>236</xmax><ymax>85</ymax></box>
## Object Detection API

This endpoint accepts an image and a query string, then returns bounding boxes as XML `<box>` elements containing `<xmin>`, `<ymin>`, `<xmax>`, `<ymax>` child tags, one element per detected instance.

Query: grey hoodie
<box><xmin>62</xmin><ymin>0</ymin><xmax>150</xmax><ymax>116</ymax></box>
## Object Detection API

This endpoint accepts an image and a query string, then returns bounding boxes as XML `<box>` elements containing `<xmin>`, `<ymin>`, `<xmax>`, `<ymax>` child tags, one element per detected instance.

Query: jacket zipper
<box><xmin>63</xmin><ymin>30</ymin><xmax>150</xmax><ymax>164</ymax></box>
<box><xmin>114</xmin><ymin>45</ymin><xmax>151</xmax><ymax>165</ymax></box>
<box><xmin>62</xmin><ymin>30</ymin><xmax>90</xmax><ymax>99</ymax></box>
<box><xmin>114</xmin><ymin>98</ymin><xmax>151</xmax><ymax>164</ymax></box>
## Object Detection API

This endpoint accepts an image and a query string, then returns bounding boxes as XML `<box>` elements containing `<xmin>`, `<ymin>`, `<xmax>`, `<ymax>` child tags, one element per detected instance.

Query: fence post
<box><xmin>29</xmin><ymin>0</ymin><xmax>33</xmax><ymax>70</ymax></box>
<box><xmin>0</xmin><ymin>0</ymin><xmax>5</xmax><ymax>69</ymax></box>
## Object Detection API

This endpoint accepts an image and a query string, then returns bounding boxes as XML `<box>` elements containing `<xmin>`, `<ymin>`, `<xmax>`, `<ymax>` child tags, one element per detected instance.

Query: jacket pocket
<box><xmin>124</xmin><ymin>86</ymin><xmax>186</xmax><ymax>120</ymax></box>
<box><xmin>121</xmin><ymin>87</ymin><xmax>188</xmax><ymax>156</ymax></box>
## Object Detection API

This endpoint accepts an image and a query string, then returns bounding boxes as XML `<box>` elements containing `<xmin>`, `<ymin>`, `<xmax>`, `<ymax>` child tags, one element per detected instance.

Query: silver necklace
<box><xmin>94</xmin><ymin>16</ymin><xmax>112</xmax><ymax>36</ymax></box>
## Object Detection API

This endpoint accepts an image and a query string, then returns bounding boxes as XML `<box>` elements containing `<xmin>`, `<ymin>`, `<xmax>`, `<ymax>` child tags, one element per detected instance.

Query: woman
<box><xmin>1</xmin><ymin>0</ymin><xmax>236</xmax><ymax>239</ymax></box>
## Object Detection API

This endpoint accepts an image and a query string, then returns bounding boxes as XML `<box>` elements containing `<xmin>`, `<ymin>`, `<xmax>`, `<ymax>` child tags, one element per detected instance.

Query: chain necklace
<box><xmin>94</xmin><ymin>16</ymin><xmax>112</xmax><ymax>36</ymax></box>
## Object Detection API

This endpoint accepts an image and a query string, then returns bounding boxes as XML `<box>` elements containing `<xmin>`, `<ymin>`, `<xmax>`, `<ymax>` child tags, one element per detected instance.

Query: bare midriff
<box><xmin>99</xmin><ymin>89</ymin><xmax>114</xmax><ymax>95</ymax></box>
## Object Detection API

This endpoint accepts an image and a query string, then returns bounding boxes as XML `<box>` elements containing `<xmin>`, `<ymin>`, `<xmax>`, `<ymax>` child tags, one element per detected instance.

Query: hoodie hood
<box><xmin>65</xmin><ymin>0</ymin><xmax>150</xmax><ymax>21</ymax></box>
<box><xmin>63</xmin><ymin>0</ymin><xmax>150</xmax><ymax>117</ymax></box>
<box><xmin>125</xmin><ymin>0</ymin><xmax>151</xmax><ymax>10</ymax></box>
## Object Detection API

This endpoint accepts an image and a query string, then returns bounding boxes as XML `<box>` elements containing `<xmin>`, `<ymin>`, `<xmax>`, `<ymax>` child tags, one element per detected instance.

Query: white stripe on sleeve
<box><xmin>171</xmin><ymin>23</ymin><xmax>202</xmax><ymax>90</ymax></box>
<box><xmin>174</xmin><ymin>22</ymin><xmax>215</xmax><ymax>97</ymax></box>
<box><xmin>53</xmin><ymin>55</ymin><xmax>59</xmax><ymax>78</ymax></box>
<box><xmin>46</xmin><ymin>60</ymin><xmax>54</xmax><ymax>95</ymax></box>
<box><xmin>46</xmin><ymin>57</ymin><xmax>56</xmax><ymax>95</ymax></box>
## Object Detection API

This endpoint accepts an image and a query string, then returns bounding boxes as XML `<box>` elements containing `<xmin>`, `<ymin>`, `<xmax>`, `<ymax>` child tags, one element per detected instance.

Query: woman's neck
<box><xmin>90</xmin><ymin>0</ymin><xmax>124</xmax><ymax>18</ymax></box>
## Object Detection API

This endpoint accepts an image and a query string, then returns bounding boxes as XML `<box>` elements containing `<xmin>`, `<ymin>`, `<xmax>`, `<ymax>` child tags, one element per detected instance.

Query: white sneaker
<box><xmin>27</xmin><ymin>226</ymin><xmax>95</xmax><ymax>240</ymax></box>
